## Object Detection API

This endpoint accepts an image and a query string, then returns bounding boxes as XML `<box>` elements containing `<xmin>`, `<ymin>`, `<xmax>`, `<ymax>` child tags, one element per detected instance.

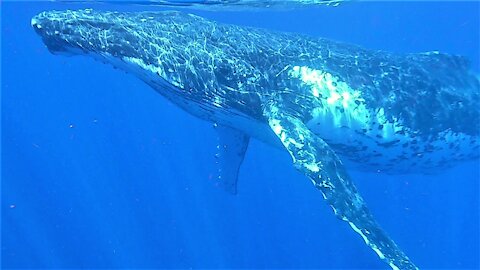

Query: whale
<box><xmin>31</xmin><ymin>9</ymin><xmax>480</xmax><ymax>270</ymax></box>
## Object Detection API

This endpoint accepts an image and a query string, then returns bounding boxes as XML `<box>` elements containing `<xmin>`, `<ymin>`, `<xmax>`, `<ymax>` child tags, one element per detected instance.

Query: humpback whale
<box><xmin>31</xmin><ymin>9</ymin><xmax>480</xmax><ymax>270</ymax></box>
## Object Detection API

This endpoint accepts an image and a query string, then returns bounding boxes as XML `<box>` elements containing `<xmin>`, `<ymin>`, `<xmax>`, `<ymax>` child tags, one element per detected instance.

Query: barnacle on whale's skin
<box><xmin>31</xmin><ymin>9</ymin><xmax>479</xmax><ymax>270</ymax></box>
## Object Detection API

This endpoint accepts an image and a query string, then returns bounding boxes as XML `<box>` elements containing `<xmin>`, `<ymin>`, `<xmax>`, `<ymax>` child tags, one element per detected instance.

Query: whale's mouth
<box><xmin>31</xmin><ymin>15</ymin><xmax>85</xmax><ymax>56</ymax></box>
<box><xmin>32</xmin><ymin>18</ymin><xmax>68</xmax><ymax>55</ymax></box>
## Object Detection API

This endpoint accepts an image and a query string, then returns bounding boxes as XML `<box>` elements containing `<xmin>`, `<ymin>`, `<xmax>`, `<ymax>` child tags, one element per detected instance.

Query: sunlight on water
<box><xmin>53</xmin><ymin>0</ymin><xmax>346</xmax><ymax>10</ymax></box>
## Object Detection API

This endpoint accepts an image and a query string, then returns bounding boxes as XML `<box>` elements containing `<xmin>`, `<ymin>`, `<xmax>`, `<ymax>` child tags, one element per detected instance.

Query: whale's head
<box><xmin>31</xmin><ymin>9</ymin><xmax>239</xmax><ymax>99</ymax></box>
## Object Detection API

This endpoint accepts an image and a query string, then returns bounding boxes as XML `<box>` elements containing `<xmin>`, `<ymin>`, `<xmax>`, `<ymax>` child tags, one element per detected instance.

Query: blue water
<box><xmin>2</xmin><ymin>1</ymin><xmax>479</xmax><ymax>269</ymax></box>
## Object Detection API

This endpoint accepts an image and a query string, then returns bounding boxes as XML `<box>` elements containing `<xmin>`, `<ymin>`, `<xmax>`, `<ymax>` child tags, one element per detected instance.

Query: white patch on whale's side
<box><xmin>289</xmin><ymin>65</ymin><xmax>479</xmax><ymax>173</ymax></box>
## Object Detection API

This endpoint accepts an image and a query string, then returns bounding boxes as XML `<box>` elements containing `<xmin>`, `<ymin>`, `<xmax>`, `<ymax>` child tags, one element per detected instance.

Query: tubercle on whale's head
<box><xmin>31</xmin><ymin>9</ymin><xmax>211</xmax><ymax>90</ymax></box>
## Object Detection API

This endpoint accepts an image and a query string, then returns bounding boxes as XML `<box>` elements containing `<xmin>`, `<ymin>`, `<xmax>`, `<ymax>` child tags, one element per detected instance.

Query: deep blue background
<box><xmin>2</xmin><ymin>1</ymin><xmax>479</xmax><ymax>269</ymax></box>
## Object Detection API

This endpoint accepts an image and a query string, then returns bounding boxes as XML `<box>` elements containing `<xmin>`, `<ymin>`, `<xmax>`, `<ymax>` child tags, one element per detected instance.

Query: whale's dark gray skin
<box><xmin>31</xmin><ymin>9</ymin><xmax>480</xmax><ymax>270</ymax></box>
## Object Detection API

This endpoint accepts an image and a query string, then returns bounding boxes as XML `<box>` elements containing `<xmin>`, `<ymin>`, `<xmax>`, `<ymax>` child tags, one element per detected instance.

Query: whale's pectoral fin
<box><xmin>213</xmin><ymin>124</ymin><xmax>250</xmax><ymax>194</ymax></box>
<box><xmin>264</xmin><ymin>103</ymin><xmax>418</xmax><ymax>270</ymax></box>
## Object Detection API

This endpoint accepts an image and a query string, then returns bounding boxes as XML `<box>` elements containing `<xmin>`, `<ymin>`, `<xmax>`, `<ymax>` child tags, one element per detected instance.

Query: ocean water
<box><xmin>2</xmin><ymin>1</ymin><xmax>479</xmax><ymax>269</ymax></box>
